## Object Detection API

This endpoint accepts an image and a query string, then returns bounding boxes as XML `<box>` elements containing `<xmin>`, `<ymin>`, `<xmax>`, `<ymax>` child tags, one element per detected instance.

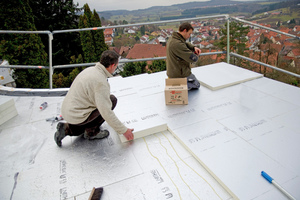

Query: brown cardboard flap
<box><xmin>165</xmin><ymin>78</ymin><xmax>187</xmax><ymax>86</ymax></box>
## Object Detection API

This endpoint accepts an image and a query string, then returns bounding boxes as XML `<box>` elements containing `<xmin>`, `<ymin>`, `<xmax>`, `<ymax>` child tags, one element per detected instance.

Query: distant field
<box><xmin>107</xmin><ymin>1</ymin><xmax>300</xmax><ymax>26</ymax></box>
<box><xmin>110</xmin><ymin>15</ymin><xmax>135</xmax><ymax>22</ymax></box>
<box><xmin>255</xmin><ymin>7</ymin><xmax>300</xmax><ymax>24</ymax></box>
<box><xmin>109</xmin><ymin>10</ymin><xmax>183</xmax><ymax>24</ymax></box>
<box><xmin>257</xmin><ymin>1</ymin><xmax>277</xmax><ymax>5</ymax></box>
<box><xmin>158</xmin><ymin>23</ymin><xmax>178</xmax><ymax>31</ymax></box>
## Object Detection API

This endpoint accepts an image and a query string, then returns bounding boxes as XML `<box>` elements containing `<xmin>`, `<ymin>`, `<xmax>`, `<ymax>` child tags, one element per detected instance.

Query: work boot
<box><xmin>54</xmin><ymin>122</ymin><xmax>67</xmax><ymax>147</ymax></box>
<box><xmin>187</xmin><ymin>74</ymin><xmax>200</xmax><ymax>90</ymax></box>
<box><xmin>84</xmin><ymin>129</ymin><xmax>110</xmax><ymax>140</ymax></box>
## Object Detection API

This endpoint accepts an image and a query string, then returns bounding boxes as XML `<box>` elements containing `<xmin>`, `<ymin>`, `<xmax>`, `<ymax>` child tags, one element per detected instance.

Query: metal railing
<box><xmin>0</xmin><ymin>30</ymin><xmax>53</xmax><ymax>87</ymax></box>
<box><xmin>51</xmin><ymin>15</ymin><xmax>231</xmax><ymax>71</ymax></box>
<box><xmin>0</xmin><ymin>14</ymin><xmax>229</xmax><ymax>89</ymax></box>
<box><xmin>0</xmin><ymin>14</ymin><xmax>299</xmax><ymax>91</ymax></box>
<box><xmin>229</xmin><ymin>17</ymin><xmax>300</xmax><ymax>79</ymax></box>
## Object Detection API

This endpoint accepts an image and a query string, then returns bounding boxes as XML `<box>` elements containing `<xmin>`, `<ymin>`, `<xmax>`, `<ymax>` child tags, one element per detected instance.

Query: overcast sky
<box><xmin>74</xmin><ymin>0</ymin><xmax>209</xmax><ymax>12</ymax></box>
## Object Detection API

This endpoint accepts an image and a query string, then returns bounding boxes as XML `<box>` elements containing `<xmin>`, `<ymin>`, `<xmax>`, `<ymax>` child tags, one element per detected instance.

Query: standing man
<box><xmin>54</xmin><ymin>50</ymin><xmax>134</xmax><ymax>147</ymax></box>
<box><xmin>166</xmin><ymin>22</ymin><xmax>201</xmax><ymax>90</ymax></box>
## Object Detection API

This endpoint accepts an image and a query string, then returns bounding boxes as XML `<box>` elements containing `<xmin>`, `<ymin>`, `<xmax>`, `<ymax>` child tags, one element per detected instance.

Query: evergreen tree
<box><xmin>216</xmin><ymin>21</ymin><xmax>249</xmax><ymax>52</ymax></box>
<box><xmin>92</xmin><ymin>10</ymin><xmax>108</xmax><ymax>59</ymax></box>
<box><xmin>135</xmin><ymin>36</ymin><xmax>140</xmax><ymax>41</ymax></box>
<box><xmin>215</xmin><ymin>21</ymin><xmax>250</xmax><ymax>67</ymax></box>
<box><xmin>141</xmin><ymin>25</ymin><xmax>146</xmax><ymax>35</ymax></box>
<box><xmin>289</xmin><ymin>19</ymin><xmax>296</xmax><ymax>24</ymax></box>
<box><xmin>276</xmin><ymin>20</ymin><xmax>281</xmax><ymax>27</ymax></box>
<box><xmin>79</xmin><ymin>4</ymin><xmax>108</xmax><ymax>63</ymax></box>
<box><xmin>79</xmin><ymin>13</ymin><xmax>96</xmax><ymax>63</ymax></box>
<box><xmin>0</xmin><ymin>0</ymin><xmax>49</xmax><ymax>88</ymax></box>
<box><xmin>28</xmin><ymin>0</ymin><xmax>83</xmax><ymax>88</ymax></box>
<box><xmin>147</xmin><ymin>59</ymin><xmax>166</xmax><ymax>73</ymax></box>
<box><xmin>28</xmin><ymin>0</ymin><xmax>82</xmax><ymax>66</ymax></box>
<box><xmin>119</xmin><ymin>61</ymin><xmax>147</xmax><ymax>77</ymax></box>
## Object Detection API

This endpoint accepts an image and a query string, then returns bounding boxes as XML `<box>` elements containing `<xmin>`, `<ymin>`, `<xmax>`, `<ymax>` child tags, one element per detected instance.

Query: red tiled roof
<box><xmin>126</xmin><ymin>44</ymin><xmax>166</xmax><ymax>59</ymax></box>
<box><xmin>262</xmin><ymin>31</ymin><xmax>277</xmax><ymax>40</ymax></box>
<box><xmin>109</xmin><ymin>47</ymin><xmax>120</xmax><ymax>55</ymax></box>
<box><xmin>291</xmin><ymin>48</ymin><xmax>300</xmax><ymax>56</ymax></box>
<box><xmin>119</xmin><ymin>46</ymin><xmax>130</xmax><ymax>55</ymax></box>
<box><xmin>104</xmin><ymin>28</ymin><xmax>113</xmax><ymax>35</ymax></box>
<box><xmin>249</xmin><ymin>35</ymin><xmax>260</xmax><ymax>43</ymax></box>
<box><xmin>279</xmin><ymin>27</ymin><xmax>290</xmax><ymax>33</ymax></box>
<box><xmin>245</xmin><ymin>41</ymin><xmax>252</xmax><ymax>48</ymax></box>
<box><xmin>259</xmin><ymin>23</ymin><xmax>271</xmax><ymax>28</ymax></box>
<box><xmin>283</xmin><ymin>40</ymin><xmax>296</xmax><ymax>47</ymax></box>
<box><xmin>193</xmin><ymin>41</ymin><xmax>201</xmax><ymax>45</ymax></box>
<box><xmin>200</xmin><ymin>41</ymin><xmax>210</xmax><ymax>46</ymax></box>
<box><xmin>293</xmin><ymin>25</ymin><xmax>300</xmax><ymax>32</ymax></box>
<box><xmin>260</xmin><ymin>43</ymin><xmax>282</xmax><ymax>53</ymax></box>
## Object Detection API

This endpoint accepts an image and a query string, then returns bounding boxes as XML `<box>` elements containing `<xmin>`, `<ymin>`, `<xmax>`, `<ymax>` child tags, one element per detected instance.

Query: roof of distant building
<box><xmin>104</xmin><ymin>28</ymin><xmax>114</xmax><ymax>35</ymax></box>
<box><xmin>126</xmin><ymin>44</ymin><xmax>166</xmax><ymax>59</ymax></box>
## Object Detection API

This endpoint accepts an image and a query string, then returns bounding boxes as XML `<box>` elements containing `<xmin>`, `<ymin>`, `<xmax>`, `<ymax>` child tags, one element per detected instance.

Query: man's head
<box><xmin>178</xmin><ymin>22</ymin><xmax>194</xmax><ymax>40</ymax></box>
<box><xmin>100</xmin><ymin>50</ymin><xmax>119</xmax><ymax>74</ymax></box>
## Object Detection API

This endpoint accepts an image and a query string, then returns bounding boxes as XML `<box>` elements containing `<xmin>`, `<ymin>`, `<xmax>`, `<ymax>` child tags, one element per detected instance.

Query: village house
<box><xmin>199</xmin><ymin>41</ymin><xmax>213</xmax><ymax>49</ymax></box>
<box><xmin>124</xmin><ymin>27</ymin><xmax>138</xmax><ymax>34</ymax></box>
<box><xmin>104</xmin><ymin>28</ymin><xmax>114</xmax><ymax>38</ymax></box>
<box><xmin>104</xmin><ymin>28</ymin><xmax>115</xmax><ymax>46</ymax></box>
<box><xmin>287</xmin><ymin>49</ymin><xmax>300</xmax><ymax>58</ymax></box>
<box><xmin>109</xmin><ymin>46</ymin><xmax>131</xmax><ymax>58</ymax></box>
<box><xmin>191</xmin><ymin>35</ymin><xmax>202</xmax><ymax>45</ymax></box>
<box><xmin>105</xmin><ymin>37</ymin><xmax>113</xmax><ymax>46</ymax></box>
<box><xmin>150</xmin><ymin>31</ymin><xmax>160</xmax><ymax>37</ymax></box>
<box><xmin>127</xmin><ymin>29</ymin><xmax>136</xmax><ymax>34</ymax></box>
<box><xmin>140</xmin><ymin>35</ymin><xmax>150</xmax><ymax>43</ymax></box>
<box><xmin>292</xmin><ymin>25</ymin><xmax>300</xmax><ymax>33</ymax></box>
<box><xmin>191</xmin><ymin>22</ymin><xmax>202</xmax><ymax>33</ymax></box>
<box><xmin>126</xmin><ymin>44</ymin><xmax>166</xmax><ymax>65</ymax></box>
<box><xmin>161</xmin><ymin>29</ymin><xmax>173</xmax><ymax>38</ymax></box>
<box><xmin>156</xmin><ymin>36</ymin><xmax>167</xmax><ymax>46</ymax></box>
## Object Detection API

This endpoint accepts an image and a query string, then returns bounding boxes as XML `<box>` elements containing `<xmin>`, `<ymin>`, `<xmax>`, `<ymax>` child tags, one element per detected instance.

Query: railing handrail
<box><xmin>52</xmin><ymin>15</ymin><xmax>229</xmax><ymax>34</ymax></box>
<box><xmin>230</xmin><ymin>52</ymin><xmax>300</xmax><ymax>78</ymax></box>
<box><xmin>0</xmin><ymin>14</ymin><xmax>299</xmax><ymax>91</ymax></box>
<box><xmin>0</xmin><ymin>30</ymin><xmax>51</xmax><ymax>34</ymax></box>
<box><xmin>231</xmin><ymin>17</ymin><xmax>300</xmax><ymax>40</ymax></box>
<box><xmin>52</xmin><ymin>51</ymin><xmax>226</xmax><ymax>69</ymax></box>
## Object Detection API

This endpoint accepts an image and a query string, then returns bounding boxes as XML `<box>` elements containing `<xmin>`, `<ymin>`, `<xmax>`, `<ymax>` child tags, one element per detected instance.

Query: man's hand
<box><xmin>123</xmin><ymin>128</ymin><xmax>134</xmax><ymax>141</ymax></box>
<box><xmin>194</xmin><ymin>47</ymin><xmax>201</xmax><ymax>56</ymax></box>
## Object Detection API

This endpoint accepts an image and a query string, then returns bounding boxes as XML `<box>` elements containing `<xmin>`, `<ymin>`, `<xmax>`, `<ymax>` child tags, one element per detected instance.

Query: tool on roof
<box><xmin>261</xmin><ymin>171</ymin><xmax>296</xmax><ymax>200</ymax></box>
<box><xmin>46</xmin><ymin>114</ymin><xmax>63</xmax><ymax>125</ymax></box>
<box><xmin>40</xmin><ymin>102</ymin><xmax>48</xmax><ymax>110</ymax></box>
<box><xmin>88</xmin><ymin>187</ymin><xmax>103</xmax><ymax>200</ymax></box>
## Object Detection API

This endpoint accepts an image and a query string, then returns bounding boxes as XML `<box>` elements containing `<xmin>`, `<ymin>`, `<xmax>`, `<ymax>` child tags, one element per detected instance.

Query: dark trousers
<box><xmin>66</xmin><ymin>95</ymin><xmax>117</xmax><ymax>137</ymax></box>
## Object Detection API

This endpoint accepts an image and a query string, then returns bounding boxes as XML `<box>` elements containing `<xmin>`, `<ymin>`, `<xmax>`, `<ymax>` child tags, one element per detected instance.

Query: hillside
<box><xmin>98</xmin><ymin>0</ymin><xmax>248</xmax><ymax>21</ymax></box>
<box><xmin>97</xmin><ymin>0</ymin><xmax>290</xmax><ymax>22</ymax></box>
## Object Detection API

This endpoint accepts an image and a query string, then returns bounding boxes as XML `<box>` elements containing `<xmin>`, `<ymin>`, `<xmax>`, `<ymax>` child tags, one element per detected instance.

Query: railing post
<box><xmin>227</xmin><ymin>17</ymin><xmax>230</xmax><ymax>64</ymax></box>
<box><xmin>48</xmin><ymin>32</ymin><xmax>53</xmax><ymax>89</ymax></box>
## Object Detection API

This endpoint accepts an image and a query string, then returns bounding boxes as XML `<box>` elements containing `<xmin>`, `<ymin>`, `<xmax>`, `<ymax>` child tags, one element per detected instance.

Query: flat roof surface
<box><xmin>0</xmin><ymin>62</ymin><xmax>299</xmax><ymax>200</ymax></box>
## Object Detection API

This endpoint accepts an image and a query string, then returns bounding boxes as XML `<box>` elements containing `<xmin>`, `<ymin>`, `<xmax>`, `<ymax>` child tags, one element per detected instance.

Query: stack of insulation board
<box><xmin>0</xmin><ymin>98</ymin><xmax>18</xmax><ymax>125</ymax></box>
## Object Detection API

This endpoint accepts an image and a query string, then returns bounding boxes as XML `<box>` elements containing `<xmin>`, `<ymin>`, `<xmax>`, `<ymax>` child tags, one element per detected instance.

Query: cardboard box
<box><xmin>165</xmin><ymin>78</ymin><xmax>188</xmax><ymax>105</ymax></box>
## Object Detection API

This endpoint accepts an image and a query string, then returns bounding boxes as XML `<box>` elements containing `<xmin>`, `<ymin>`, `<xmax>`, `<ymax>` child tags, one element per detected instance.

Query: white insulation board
<box><xmin>193</xmin><ymin>62</ymin><xmax>263</xmax><ymax>90</ymax></box>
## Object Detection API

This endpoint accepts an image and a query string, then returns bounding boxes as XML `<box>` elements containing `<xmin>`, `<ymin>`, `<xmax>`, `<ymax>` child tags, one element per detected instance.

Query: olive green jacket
<box><xmin>166</xmin><ymin>32</ymin><xmax>198</xmax><ymax>78</ymax></box>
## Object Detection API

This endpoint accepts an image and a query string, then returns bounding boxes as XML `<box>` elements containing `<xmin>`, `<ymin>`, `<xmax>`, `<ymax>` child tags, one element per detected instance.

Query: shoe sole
<box><xmin>87</xmin><ymin>131</ymin><xmax>110</xmax><ymax>140</ymax></box>
<box><xmin>54</xmin><ymin>123</ymin><xmax>64</xmax><ymax>147</ymax></box>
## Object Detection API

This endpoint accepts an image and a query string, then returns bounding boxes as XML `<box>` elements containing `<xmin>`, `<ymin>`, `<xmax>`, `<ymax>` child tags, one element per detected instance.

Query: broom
<box><xmin>88</xmin><ymin>187</ymin><xmax>103</xmax><ymax>200</ymax></box>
